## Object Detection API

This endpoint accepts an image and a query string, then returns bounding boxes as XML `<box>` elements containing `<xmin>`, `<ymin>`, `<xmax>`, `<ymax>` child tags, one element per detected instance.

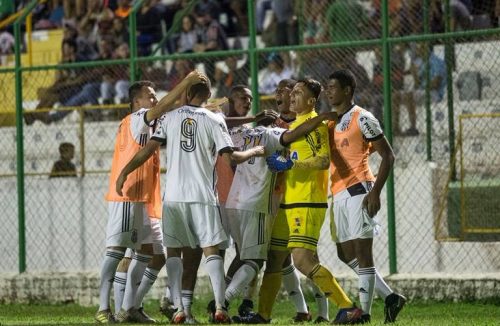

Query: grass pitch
<box><xmin>0</xmin><ymin>298</ymin><xmax>499</xmax><ymax>325</ymax></box>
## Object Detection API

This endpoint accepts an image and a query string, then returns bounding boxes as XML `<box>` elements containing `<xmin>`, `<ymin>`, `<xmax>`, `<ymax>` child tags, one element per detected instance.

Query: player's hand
<box><xmin>205</xmin><ymin>97</ymin><xmax>228</xmax><ymax>112</ymax></box>
<box><xmin>362</xmin><ymin>191</ymin><xmax>381</xmax><ymax>218</ymax></box>
<box><xmin>116</xmin><ymin>173</ymin><xmax>127</xmax><ymax>197</ymax></box>
<box><xmin>266</xmin><ymin>152</ymin><xmax>294</xmax><ymax>172</ymax></box>
<box><xmin>255</xmin><ymin>110</ymin><xmax>279</xmax><ymax>126</ymax></box>
<box><xmin>252</xmin><ymin>145</ymin><xmax>266</xmax><ymax>157</ymax></box>
<box><xmin>185</xmin><ymin>70</ymin><xmax>208</xmax><ymax>85</ymax></box>
<box><xmin>320</xmin><ymin>111</ymin><xmax>338</xmax><ymax>121</ymax></box>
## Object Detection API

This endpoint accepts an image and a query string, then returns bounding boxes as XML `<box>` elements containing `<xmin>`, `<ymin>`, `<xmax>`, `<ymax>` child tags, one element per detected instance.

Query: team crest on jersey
<box><xmin>131</xmin><ymin>229</ymin><xmax>138</xmax><ymax>243</ymax></box>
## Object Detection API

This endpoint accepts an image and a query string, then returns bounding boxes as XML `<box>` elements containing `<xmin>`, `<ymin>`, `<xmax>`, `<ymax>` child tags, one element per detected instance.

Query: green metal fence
<box><xmin>1</xmin><ymin>0</ymin><xmax>499</xmax><ymax>275</ymax></box>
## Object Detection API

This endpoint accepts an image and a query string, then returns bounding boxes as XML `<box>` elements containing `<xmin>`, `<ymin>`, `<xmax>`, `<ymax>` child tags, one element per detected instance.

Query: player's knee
<box><xmin>282</xmin><ymin>254</ymin><xmax>292</xmax><ymax>268</ymax></box>
<box><xmin>266</xmin><ymin>250</ymin><xmax>288</xmax><ymax>273</ymax></box>
<box><xmin>148</xmin><ymin>253</ymin><xmax>166</xmax><ymax>270</ymax></box>
<box><xmin>116</xmin><ymin>257</ymin><xmax>132</xmax><ymax>272</ymax></box>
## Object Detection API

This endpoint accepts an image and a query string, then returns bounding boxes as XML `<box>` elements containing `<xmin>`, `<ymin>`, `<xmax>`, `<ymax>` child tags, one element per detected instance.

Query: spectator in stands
<box><xmin>62</xmin><ymin>0</ymin><xmax>85</xmax><ymax>22</ymax></box>
<box><xmin>176</xmin><ymin>15</ymin><xmax>198</xmax><ymax>53</ymax></box>
<box><xmin>258</xmin><ymin>52</ymin><xmax>293</xmax><ymax>95</ymax></box>
<box><xmin>326</xmin><ymin>0</ymin><xmax>368</xmax><ymax>42</ymax></box>
<box><xmin>396</xmin><ymin>42</ymin><xmax>446</xmax><ymax>136</ymax></box>
<box><xmin>101</xmin><ymin>42</ymin><xmax>131</xmax><ymax>118</ymax></box>
<box><xmin>272</xmin><ymin>0</ymin><xmax>298</xmax><ymax>46</ymax></box>
<box><xmin>218</xmin><ymin>0</ymin><xmax>248</xmax><ymax>36</ymax></box>
<box><xmin>164</xmin><ymin>59</ymin><xmax>195</xmax><ymax>91</ymax></box>
<box><xmin>114</xmin><ymin>0</ymin><xmax>132</xmax><ymax>18</ymax></box>
<box><xmin>214</xmin><ymin>56</ymin><xmax>248</xmax><ymax>98</ymax></box>
<box><xmin>73</xmin><ymin>21</ymin><xmax>99</xmax><ymax>61</ymax></box>
<box><xmin>33</xmin><ymin>0</ymin><xmax>65</xmax><ymax>30</ymax></box>
<box><xmin>256</xmin><ymin>0</ymin><xmax>272</xmax><ymax>33</ymax></box>
<box><xmin>304</xmin><ymin>0</ymin><xmax>329</xmax><ymax>44</ymax></box>
<box><xmin>0</xmin><ymin>28</ymin><xmax>14</xmax><ymax>66</ymax></box>
<box><xmin>109</xmin><ymin>17</ymin><xmax>129</xmax><ymax>48</ymax></box>
<box><xmin>24</xmin><ymin>39</ymin><xmax>94</xmax><ymax>125</ymax></box>
<box><xmin>49</xmin><ymin>142</ymin><xmax>77</xmax><ymax>178</ymax></box>
<box><xmin>193</xmin><ymin>0</ymin><xmax>220</xmax><ymax>21</ymax></box>
<box><xmin>372</xmin><ymin>46</ymin><xmax>406</xmax><ymax>129</ymax></box>
<box><xmin>193</xmin><ymin>7</ymin><xmax>229</xmax><ymax>81</ymax></box>
<box><xmin>0</xmin><ymin>0</ymin><xmax>15</xmax><ymax>21</ymax></box>
<box><xmin>79</xmin><ymin>0</ymin><xmax>115</xmax><ymax>45</ymax></box>
<box><xmin>450</xmin><ymin>0</ymin><xmax>473</xmax><ymax>31</ymax></box>
<box><xmin>136</xmin><ymin>0</ymin><xmax>163</xmax><ymax>56</ymax></box>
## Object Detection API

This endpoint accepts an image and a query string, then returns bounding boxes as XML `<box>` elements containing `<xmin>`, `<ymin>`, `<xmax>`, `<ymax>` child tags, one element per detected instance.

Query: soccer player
<box><xmin>95</xmin><ymin>71</ymin><xmax>205</xmax><ymax>324</ymax></box>
<box><xmin>116</xmin><ymin>78</ymin><xmax>264</xmax><ymax>324</ymax></box>
<box><xmin>272</xmin><ymin>78</ymin><xmax>330</xmax><ymax>323</ymax></box>
<box><xmin>247</xmin><ymin>78</ymin><xmax>363</xmax><ymax>324</ymax></box>
<box><xmin>324</xmin><ymin>69</ymin><xmax>405</xmax><ymax>323</ymax></box>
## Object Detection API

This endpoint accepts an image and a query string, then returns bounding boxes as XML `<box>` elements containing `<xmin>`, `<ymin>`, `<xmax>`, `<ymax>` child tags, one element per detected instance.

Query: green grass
<box><xmin>0</xmin><ymin>298</ymin><xmax>499</xmax><ymax>325</ymax></box>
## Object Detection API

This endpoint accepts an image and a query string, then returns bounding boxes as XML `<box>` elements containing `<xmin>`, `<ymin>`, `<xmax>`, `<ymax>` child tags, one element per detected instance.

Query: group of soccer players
<box><xmin>95</xmin><ymin>68</ymin><xmax>406</xmax><ymax>325</ymax></box>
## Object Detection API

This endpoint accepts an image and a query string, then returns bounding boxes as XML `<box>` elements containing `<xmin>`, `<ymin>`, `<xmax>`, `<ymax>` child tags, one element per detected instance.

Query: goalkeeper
<box><xmin>240</xmin><ymin>78</ymin><xmax>363</xmax><ymax>325</ymax></box>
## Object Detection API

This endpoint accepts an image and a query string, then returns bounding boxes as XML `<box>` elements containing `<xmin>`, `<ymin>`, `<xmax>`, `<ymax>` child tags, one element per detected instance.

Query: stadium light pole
<box><xmin>14</xmin><ymin>0</ymin><xmax>38</xmax><ymax>274</ymax></box>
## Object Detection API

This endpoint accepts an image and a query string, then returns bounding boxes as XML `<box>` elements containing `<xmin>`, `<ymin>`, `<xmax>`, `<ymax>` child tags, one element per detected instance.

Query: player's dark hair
<box><xmin>188</xmin><ymin>81</ymin><xmax>211</xmax><ymax>101</ymax></box>
<box><xmin>59</xmin><ymin>142</ymin><xmax>74</xmax><ymax>154</ymax></box>
<box><xmin>329</xmin><ymin>70</ymin><xmax>356</xmax><ymax>97</ymax></box>
<box><xmin>278</xmin><ymin>79</ymin><xmax>297</xmax><ymax>89</ymax></box>
<box><xmin>297</xmin><ymin>77</ymin><xmax>322</xmax><ymax>100</ymax></box>
<box><xmin>128</xmin><ymin>81</ymin><xmax>156</xmax><ymax>107</ymax></box>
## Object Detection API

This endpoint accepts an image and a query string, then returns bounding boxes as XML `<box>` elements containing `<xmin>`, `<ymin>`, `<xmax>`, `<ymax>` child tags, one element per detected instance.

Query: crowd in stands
<box><xmin>0</xmin><ymin>0</ymin><xmax>497</xmax><ymax>127</ymax></box>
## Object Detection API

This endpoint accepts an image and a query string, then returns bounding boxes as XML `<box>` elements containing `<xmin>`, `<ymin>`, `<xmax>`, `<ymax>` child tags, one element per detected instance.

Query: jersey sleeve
<box><xmin>130</xmin><ymin>109</ymin><xmax>153</xmax><ymax>141</ymax></box>
<box><xmin>211</xmin><ymin>114</ymin><xmax>234</xmax><ymax>153</ymax></box>
<box><xmin>265</xmin><ymin>127</ymin><xmax>287</xmax><ymax>153</ymax></box>
<box><xmin>358</xmin><ymin>110</ymin><xmax>384</xmax><ymax>141</ymax></box>
<box><xmin>151</xmin><ymin>114</ymin><xmax>168</xmax><ymax>145</ymax></box>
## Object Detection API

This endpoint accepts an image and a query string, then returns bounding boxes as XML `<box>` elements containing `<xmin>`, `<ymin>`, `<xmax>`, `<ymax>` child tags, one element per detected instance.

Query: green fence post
<box><xmin>247</xmin><ymin>0</ymin><xmax>259</xmax><ymax>114</ymax></box>
<box><xmin>14</xmin><ymin>0</ymin><xmax>38</xmax><ymax>274</ymax></box>
<box><xmin>129</xmin><ymin>0</ymin><xmax>144</xmax><ymax>83</ymax></box>
<box><xmin>423</xmin><ymin>0</ymin><xmax>432</xmax><ymax>161</ymax></box>
<box><xmin>444</xmin><ymin>0</ymin><xmax>456</xmax><ymax>180</ymax></box>
<box><xmin>381</xmin><ymin>0</ymin><xmax>397</xmax><ymax>274</ymax></box>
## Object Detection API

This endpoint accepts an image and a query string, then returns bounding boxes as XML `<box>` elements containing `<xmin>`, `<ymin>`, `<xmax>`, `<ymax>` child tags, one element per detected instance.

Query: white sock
<box><xmin>165</xmin><ymin>285</ymin><xmax>172</xmax><ymax>302</ymax></box>
<box><xmin>182</xmin><ymin>290</ymin><xmax>194</xmax><ymax>318</ymax></box>
<box><xmin>166</xmin><ymin>257</ymin><xmax>183</xmax><ymax>310</ymax></box>
<box><xmin>225</xmin><ymin>261</ymin><xmax>259</xmax><ymax>302</ymax></box>
<box><xmin>359</xmin><ymin>267</ymin><xmax>376</xmax><ymax>315</ymax></box>
<box><xmin>134</xmin><ymin>267</ymin><xmax>160</xmax><ymax>309</ymax></box>
<box><xmin>311</xmin><ymin>282</ymin><xmax>329</xmax><ymax>320</ymax></box>
<box><xmin>347</xmin><ymin>259</ymin><xmax>393</xmax><ymax>299</ymax></box>
<box><xmin>113</xmin><ymin>271</ymin><xmax>127</xmax><ymax>313</ymax></box>
<box><xmin>225</xmin><ymin>276</ymin><xmax>232</xmax><ymax>287</ymax></box>
<box><xmin>282</xmin><ymin>265</ymin><xmax>308</xmax><ymax>314</ymax></box>
<box><xmin>122</xmin><ymin>253</ymin><xmax>152</xmax><ymax>311</ymax></box>
<box><xmin>98</xmin><ymin>249</ymin><xmax>125</xmax><ymax>311</ymax></box>
<box><xmin>205</xmin><ymin>255</ymin><xmax>226</xmax><ymax>309</ymax></box>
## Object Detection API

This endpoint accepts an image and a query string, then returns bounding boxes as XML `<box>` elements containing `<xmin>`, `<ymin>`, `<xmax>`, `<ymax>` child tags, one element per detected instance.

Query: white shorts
<box><xmin>142</xmin><ymin>215</ymin><xmax>165</xmax><ymax>255</ymax></box>
<box><xmin>329</xmin><ymin>182</ymin><xmax>379</xmax><ymax>243</ymax></box>
<box><xmin>162</xmin><ymin>201</ymin><xmax>228</xmax><ymax>249</ymax></box>
<box><xmin>106</xmin><ymin>201</ymin><xmax>146</xmax><ymax>249</ymax></box>
<box><xmin>226</xmin><ymin>209</ymin><xmax>274</xmax><ymax>261</ymax></box>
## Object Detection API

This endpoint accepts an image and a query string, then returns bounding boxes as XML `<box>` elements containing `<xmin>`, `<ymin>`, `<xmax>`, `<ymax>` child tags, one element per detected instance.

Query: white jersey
<box><xmin>130</xmin><ymin>108</ymin><xmax>156</xmax><ymax>142</ymax></box>
<box><xmin>336</xmin><ymin>107</ymin><xmax>383</xmax><ymax>141</ymax></box>
<box><xmin>152</xmin><ymin>105</ymin><xmax>234</xmax><ymax>205</ymax></box>
<box><xmin>225</xmin><ymin>126</ymin><xmax>287</xmax><ymax>214</ymax></box>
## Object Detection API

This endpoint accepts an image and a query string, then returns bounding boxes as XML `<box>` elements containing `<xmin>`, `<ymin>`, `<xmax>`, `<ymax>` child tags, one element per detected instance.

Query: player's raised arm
<box><xmin>145</xmin><ymin>70</ymin><xmax>208</xmax><ymax>123</ymax></box>
<box><xmin>116</xmin><ymin>140</ymin><xmax>162</xmax><ymax>196</ymax></box>
<box><xmin>280</xmin><ymin>111</ymin><xmax>337</xmax><ymax>146</ymax></box>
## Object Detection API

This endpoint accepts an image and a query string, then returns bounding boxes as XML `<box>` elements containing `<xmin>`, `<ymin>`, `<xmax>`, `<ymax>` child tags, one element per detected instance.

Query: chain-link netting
<box><xmin>1</xmin><ymin>0</ymin><xmax>500</xmax><ymax>274</ymax></box>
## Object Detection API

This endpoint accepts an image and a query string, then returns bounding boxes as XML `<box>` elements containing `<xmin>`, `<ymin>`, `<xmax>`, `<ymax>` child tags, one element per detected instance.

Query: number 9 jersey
<box><xmin>151</xmin><ymin>105</ymin><xmax>234</xmax><ymax>205</ymax></box>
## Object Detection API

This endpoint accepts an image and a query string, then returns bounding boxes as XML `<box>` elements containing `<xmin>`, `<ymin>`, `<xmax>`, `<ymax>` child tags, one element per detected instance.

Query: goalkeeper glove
<box><xmin>266</xmin><ymin>152</ymin><xmax>294</xmax><ymax>172</ymax></box>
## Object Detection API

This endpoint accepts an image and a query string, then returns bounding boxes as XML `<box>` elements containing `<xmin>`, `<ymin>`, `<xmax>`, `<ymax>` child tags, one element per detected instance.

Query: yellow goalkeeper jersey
<box><xmin>283</xmin><ymin>110</ymin><xmax>329</xmax><ymax>206</ymax></box>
